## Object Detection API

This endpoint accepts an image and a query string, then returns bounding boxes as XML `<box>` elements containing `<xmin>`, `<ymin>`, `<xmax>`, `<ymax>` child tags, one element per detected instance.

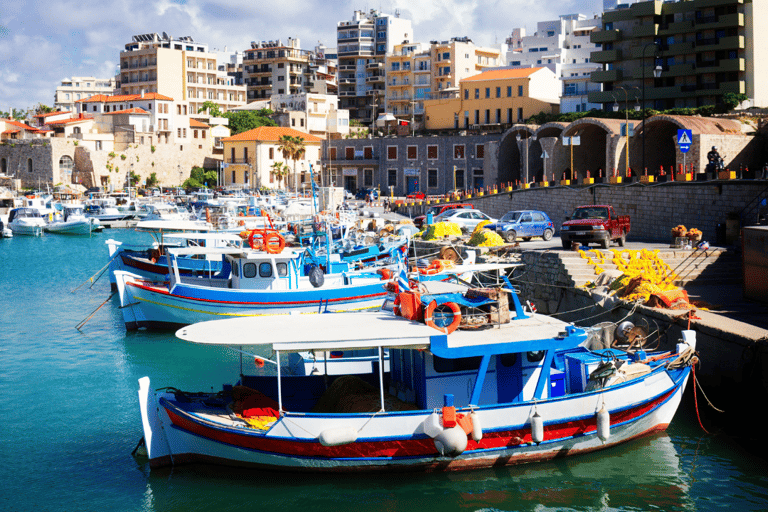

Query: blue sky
<box><xmin>0</xmin><ymin>0</ymin><xmax>603</xmax><ymax>113</ymax></box>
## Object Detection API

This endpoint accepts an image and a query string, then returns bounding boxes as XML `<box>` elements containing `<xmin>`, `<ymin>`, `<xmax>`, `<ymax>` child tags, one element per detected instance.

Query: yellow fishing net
<box><xmin>420</xmin><ymin>222</ymin><xmax>463</xmax><ymax>241</ymax></box>
<box><xmin>468</xmin><ymin>229</ymin><xmax>505</xmax><ymax>247</ymax></box>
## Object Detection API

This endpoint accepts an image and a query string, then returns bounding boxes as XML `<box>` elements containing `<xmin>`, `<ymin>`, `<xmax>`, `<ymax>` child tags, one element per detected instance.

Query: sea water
<box><xmin>1</xmin><ymin>230</ymin><xmax>767</xmax><ymax>512</ymax></box>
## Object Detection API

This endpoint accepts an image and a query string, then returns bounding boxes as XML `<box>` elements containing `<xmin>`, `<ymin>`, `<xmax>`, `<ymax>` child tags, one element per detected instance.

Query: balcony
<box><xmin>665</xmin><ymin>41</ymin><xmax>695</xmax><ymax>55</ymax></box>
<box><xmin>590</xmin><ymin>29</ymin><xmax>620</xmax><ymax>44</ymax></box>
<box><xmin>389</xmin><ymin>67</ymin><xmax>408</xmax><ymax>73</ymax></box>
<box><xmin>366</xmin><ymin>62</ymin><xmax>383</xmax><ymax>70</ymax></box>
<box><xmin>720</xmin><ymin>80</ymin><xmax>746</xmax><ymax>94</ymax></box>
<box><xmin>591</xmin><ymin>49</ymin><xmax>621</xmax><ymax>63</ymax></box>
<box><xmin>693</xmin><ymin>0</ymin><xmax>744</xmax><ymax>7</ymax></box>
<box><xmin>630</xmin><ymin>1</ymin><xmax>661</xmax><ymax>16</ymax></box>
<box><xmin>659</xmin><ymin>20</ymin><xmax>694</xmax><ymax>34</ymax></box>
<box><xmin>590</xmin><ymin>68</ymin><xmax>622</xmax><ymax>82</ymax></box>
<box><xmin>366</xmin><ymin>75</ymin><xmax>384</xmax><ymax>83</ymax></box>
<box><xmin>632</xmin><ymin>24</ymin><xmax>659</xmax><ymax>38</ymax></box>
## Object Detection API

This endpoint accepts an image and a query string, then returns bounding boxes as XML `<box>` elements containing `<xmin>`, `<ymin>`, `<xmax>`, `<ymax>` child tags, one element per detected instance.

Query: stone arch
<box><xmin>558</xmin><ymin>118</ymin><xmax>618</xmax><ymax>181</ymax></box>
<box><xmin>533</xmin><ymin>122</ymin><xmax>567</xmax><ymax>182</ymax></box>
<box><xmin>498</xmin><ymin>124</ymin><xmax>536</xmax><ymax>185</ymax></box>
<box><xmin>59</xmin><ymin>155</ymin><xmax>74</xmax><ymax>184</ymax></box>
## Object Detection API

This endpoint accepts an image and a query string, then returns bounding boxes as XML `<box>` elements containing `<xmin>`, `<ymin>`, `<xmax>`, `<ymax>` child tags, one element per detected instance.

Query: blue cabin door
<box><xmin>496</xmin><ymin>354</ymin><xmax>522</xmax><ymax>403</ymax></box>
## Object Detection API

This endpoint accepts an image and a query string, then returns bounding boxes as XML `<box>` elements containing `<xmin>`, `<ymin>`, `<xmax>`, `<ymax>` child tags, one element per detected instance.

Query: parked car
<box><xmin>434</xmin><ymin>209</ymin><xmax>497</xmax><ymax>232</ymax></box>
<box><xmin>560</xmin><ymin>204</ymin><xmax>631</xmax><ymax>249</ymax></box>
<box><xmin>485</xmin><ymin>210</ymin><xmax>555</xmax><ymax>243</ymax></box>
<box><xmin>355</xmin><ymin>188</ymin><xmax>379</xmax><ymax>200</ymax></box>
<box><xmin>413</xmin><ymin>203</ymin><xmax>474</xmax><ymax>229</ymax></box>
<box><xmin>406</xmin><ymin>191</ymin><xmax>426</xmax><ymax>200</ymax></box>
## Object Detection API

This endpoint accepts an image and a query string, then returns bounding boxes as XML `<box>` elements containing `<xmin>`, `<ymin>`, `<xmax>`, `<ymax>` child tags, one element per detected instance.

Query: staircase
<box><xmin>558</xmin><ymin>247</ymin><xmax>742</xmax><ymax>288</ymax></box>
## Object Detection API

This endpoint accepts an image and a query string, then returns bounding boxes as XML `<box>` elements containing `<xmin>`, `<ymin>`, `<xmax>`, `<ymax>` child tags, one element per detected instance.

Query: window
<box><xmin>276</xmin><ymin>263</ymin><xmax>288</xmax><ymax>277</ymax></box>
<box><xmin>464</xmin><ymin>89</ymin><xmax>469</xmax><ymax>100</ymax></box>
<box><xmin>387</xmin><ymin>146</ymin><xmax>397</xmax><ymax>160</ymax></box>
<box><xmin>518</xmin><ymin>85</ymin><xmax>524</xmax><ymax>96</ymax></box>
<box><xmin>269</xmin><ymin>148</ymin><xmax>274</xmax><ymax>159</ymax></box>
<box><xmin>193</xmin><ymin>130</ymin><xmax>198</xmax><ymax>139</ymax></box>
<box><xmin>364</xmin><ymin>147</ymin><xmax>373</xmax><ymax>159</ymax></box>
<box><xmin>485</xmin><ymin>88</ymin><xmax>490</xmax><ymax>98</ymax></box>
<box><xmin>518</xmin><ymin>107</ymin><xmax>524</xmax><ymax>122</ymax></box>
<box><xmin>231</xmin><ymin>148</ymin><xmax>235</xmax><ymax>162</ymax></box>
<box><xmin>496</xmin><ymin>87</ymin><xmax>501</xmax><ymax>98</ymax></box>
<box><xmin>346</xmin><ymin>147</ymin><xmax>354</xmax><ymax>160</ymax></box>
<box><xmin>496</xmin><ymin>109</ymin><xmax>501</xmax><ymax>123</ymax></box>
<box><xmin>388</xmin><ymin>169</ymin><xmax>397</xmax><ymax>187</ymax></box>
<box><xmin>453</xmin><ymin>145</ymin><xmax>465</xmax><ymax>159</ymax></box>
<box><xmin>407</xmin><ymin>146</ymin><xmax>417</xmax><ymax>160</ymax></box>
<box><xmin>232</xmin><ymin>170</ymin><xmax>236</xmax><ymax>182</ymax></box>
<box><xmin>427</xmin><ymin>145</ymin><xmax>438</xmax><ymax>159</ymax></box>
<box><xmin>485</xmin><ymin>110</ymin><xmax>490</xmax><ymax>124</ymax></box>
<box><xmin>330</xmin><ymin>147</ymin><xmax>337</xmax><ymax>160</ymax></box>
<box><xmin>243</xmin><ymin>263</ymin><xmax>258</xmax><ymax>278</ymax></box>
<box><xmin>428</xmin><ymin>169</ymin><xmax>437</xmax><ymax>188</ymax></box>
<box><xmin>364</xmin><ymin>168</ymin><xmax>373</xmax><ymax>187</ymax></box>
<box><xmin>474</xmin><ymin>88</ymin><xmax>479</xmax><ymax>99</ymax></box>
<box><xmin>259</xmin><ymin>262</ymin><xmax>273</xmax><ymax>278</ymax></box>
<box><xmin>454</xmin><ymin>168</ymin><xmax>465</xmax><ymax>189</ymax></box>
<box><xmin>476</xmin><ymin>144</ymin><xmax>484</xmax><ymax>159</ymax></box>
<box><xmin>28</xmin><ymin>158</ymin><xmax>33</xmax><ymax>173</ymax></box>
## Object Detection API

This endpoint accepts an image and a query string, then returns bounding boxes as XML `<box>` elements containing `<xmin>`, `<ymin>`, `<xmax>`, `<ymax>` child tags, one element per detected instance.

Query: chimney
<box><xmin>141</xmin><ymin>89</ymin><xmax>145</xmax><ymax>98</ymax></box>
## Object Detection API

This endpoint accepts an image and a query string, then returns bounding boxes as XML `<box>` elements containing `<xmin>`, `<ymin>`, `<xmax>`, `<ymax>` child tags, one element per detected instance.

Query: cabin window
<box><xmin>243</xmin><ymin>262</ymin><xmax>257</xmax><ymax>278</ymax></box>
<box><xmin>527</xmin><ymin>351</ymin><xmax>545</xmax><ymax>363</ymax></box>
<box><xmin>232</xmin><ymin>261</ymin><xmax>240</xmax><ymax>277</ymax></box>
<box><xmin>499</xmin><ymin>354</ymin><xmax>517</xmax><ymax>367</ymax></box>
<box><xmin>432</xmin><ymin>355</ymin><xmax>482</xmax><ymax>373</ymax></box>
<box><xmin>259</xmin><ymin>262</ymin><xmax>273</xmax><ymax>277</ymax></box>
<box><xmin>276</xmin><ymin>262</ymin><xmax>288</xmax><ymax>276</ymax></box>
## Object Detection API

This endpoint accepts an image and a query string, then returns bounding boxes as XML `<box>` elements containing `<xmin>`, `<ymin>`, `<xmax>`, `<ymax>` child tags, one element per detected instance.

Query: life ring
<box><xmin>377</xmin><ymin>268</ymin><xmax>393</xmax><ymax>280</ymax></box>
<box><xmin>424</xmin><ymin>301</ymin><xmax>461</xmax><ymax>334</ymax></box>
<box><xmin>248</xmin><ymin>230</ymin><xmax>265</xmax><ymax>250</ymax></box>
<box><xmin>263</xmin><ymin>232</ymin><xmax>286</xmax><ymax>254</ymax></box>
<box><xmin>418</xmin><ymin>260</ymin><xmax>445</xmax><ymax>276</ymax></box>
<box><xmin>393</xmin><ymin>294</ymin><xmax>401</xmax><ymax>317</ymax></box>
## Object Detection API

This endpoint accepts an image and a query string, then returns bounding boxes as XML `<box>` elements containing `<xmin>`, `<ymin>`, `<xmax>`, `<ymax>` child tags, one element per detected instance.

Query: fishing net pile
<box><xmin>419</xmin><ymin>222</ymin><xmax>463</xmax><ymax>241</ymax></box>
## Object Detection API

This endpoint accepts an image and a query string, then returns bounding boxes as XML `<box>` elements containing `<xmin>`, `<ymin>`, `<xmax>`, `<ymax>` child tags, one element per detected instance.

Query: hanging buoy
<box><xmin>470</xmin><ymin>411</ymin><xmax>483</xmax><ymax>442</ymax></box>
<box><xmin>531</xmin><ymin>411</ymin><xmax>544</xmax><ymax>444</ymax></box>
<box><xmin>597</xmin><ymin>404</ymin><xmax>610</xmax><ymax>443</ymax></box>
<box><xmin>422</xmin><ymin>410</ymin><xmax>443</xmax><ymax>438</ymax></box>
<box><xmin>433</xmin><ymin>426</ymin><xmax>468</xmax><ymax>456</ymax></box>
<box><xmin>318</xmin><ymin>427</ymin><xmax>358</xmax><ymax>447</ymax></box>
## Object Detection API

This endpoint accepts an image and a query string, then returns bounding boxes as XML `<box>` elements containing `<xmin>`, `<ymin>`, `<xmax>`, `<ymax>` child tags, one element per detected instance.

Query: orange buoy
<box><xmin>263</xmin><ymin>232</ymin><xmax>286</xmax><ymax>254</ymax></box>
<box><xmin>424</xmin><ymin>301</ymin><xmax>461</xmax><ymax>334</ymax></box>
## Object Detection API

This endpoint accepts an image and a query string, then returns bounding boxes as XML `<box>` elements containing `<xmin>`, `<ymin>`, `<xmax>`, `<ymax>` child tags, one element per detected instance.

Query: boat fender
<box><xmin>442</xmin><ymin>406</ymin><xmax>457</xmax><ymax>428</ymax></box>
<box><xmin>470</xmin><ymin>412</ymin><xmax>483</xmax><ymax>442</ymax></box>
<box><xmin>433</xmin><ymin>426</ymin><xmax>468</xmax><ymax>457</ymax></box>
<box><xmin>422</xmin><ymin>410</ymin><xmax>443</xmax><ymax>438</ymax></box>
<box><xmin>318</xmin><ymin>427</ymin><xmax>359</xmax><ymax>447</ymax></box>
<box><xmin>308</xmin><ymin>266</ymin><xmax>325</xmax><ymax>288</ymax></box>
<box><xmin>596</xmin><ymin>405</ymin><xmax>610</xmax><ymax>443</ymax></box>
<box><xmin>531</xmin><ymin>412</ymin><xmax>544</xmax><ymax>444</ymax></box>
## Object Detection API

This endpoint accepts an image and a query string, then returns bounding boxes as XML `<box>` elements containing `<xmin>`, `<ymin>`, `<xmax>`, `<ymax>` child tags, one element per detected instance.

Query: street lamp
<box><xmin>642</xmin><ymin>41</ymin><xmax>663</xmax><ymax>175</ymax></box>
<box><xmin>612</xmin><ymin>86</ymin><xmax>641</xmax><ymax>174</ymax></box>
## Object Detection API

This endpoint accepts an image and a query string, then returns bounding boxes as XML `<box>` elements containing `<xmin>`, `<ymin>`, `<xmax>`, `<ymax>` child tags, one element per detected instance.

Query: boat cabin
<box><xmin>8</xmin><ymin>207</ymin><xmax>44</xmax><ymax>223</ymax></box>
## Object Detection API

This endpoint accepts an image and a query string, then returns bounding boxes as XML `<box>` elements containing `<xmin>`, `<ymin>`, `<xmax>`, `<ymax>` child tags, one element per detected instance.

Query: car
<box><xmin>434</xmin><ymin>209</ymin><xmax>497</xmax><ymax>232</ymax></box>
<box><xmin>485</xmin><ymin>210</ymin><xmax>555</xmax><ymax>243</ymax></box>
<box><xmin>344</xmin><ymin>189</ymin><xmax>354</xmax><ymax>200</ymax></box>
<box><xmin>413</xmin><ymin>203</ymin><xmax>474</xmax><ymax>229</ymax></box>
<box><xmin>406</xmin><ymin>191</ymin><xmax>426</xmax><ymax>200</ymax></box>
<box><xmin>355</xmin><ymin>188</ymin><xmax>379</xmax><ymax>200</ymax></box>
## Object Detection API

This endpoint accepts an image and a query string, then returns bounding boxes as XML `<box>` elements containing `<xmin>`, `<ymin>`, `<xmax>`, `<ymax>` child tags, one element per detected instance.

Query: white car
<box><xmin>434</xmin><ymin>209</ymin><xmax>497</xmax><ymax>231</ymax></box>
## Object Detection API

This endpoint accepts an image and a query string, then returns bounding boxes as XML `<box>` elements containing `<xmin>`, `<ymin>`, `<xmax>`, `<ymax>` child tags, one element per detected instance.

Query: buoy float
<box><xmin>531</xmin><ymin>411</ymin><xmax>544</xmax><ymax>444</ymax></box>
<box><xmin>597</xmin><ymin>404</ymin><xmax>610</xmax><ymax>443</ymax></box>
<box><xmin>424</xmin><ymin>301</ymin><xmax>461</xmax><ymax>334</ymax></box>
<box><xmin>318</xmin><ymin>427</ymin><xmax>358</xmax><ymax>447</ymax></box>
<box><xmin>422</xmin><ymin>410</ymin><xmax>443</xmax><ymax>438</ymax></box>
<box><xmin>470</xmin><ymin>411</ymin><xmax>483</xmax><ymax>442</ymax></box>
<box><xmin>433</xmin><ymin>426</ymin><xmax>468</xmax><ymax>456</ymax></box>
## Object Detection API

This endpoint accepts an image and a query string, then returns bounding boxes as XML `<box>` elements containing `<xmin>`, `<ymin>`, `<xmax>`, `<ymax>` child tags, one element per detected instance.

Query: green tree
<box><xmin>145</xmin><ymin>172</ymin><xmax>159</xmax><ymax>188</ymax></box>
<box><xmin>183</xmin><ymin>167</ymin><xmax>218</xmax><ymax>189</ymax></box>
<box><xmin>278</xmin><ymin>135</ymin><xmax>306</xmax><ymax>192</ymax></box>
<box><xmin>721</xmin><ymin>93</ymin><xmax>748</xmax><ymax>112</ymax></box>
<box><xmin>128</xmin><ymin>171</ymin><xmax>141</xmax><ymax>187</ymax></box>
<box><xmin>270</xmin><ymin>161</ymin><xmax>290</xmax><ymax>189</ymax></box>
<box><xmin>198</xmin><ymin>101</ymin><xmax>223</xmax><ymax>117</ymax></box>
<box><xmin>1</xmin><ymin>108</ymin><xmax>27</xmax><ymax>121</ymax></box>
<box><xmin>35</xmin><ymin>103</ymin><xmax>55</xmax><ymax>115</ymax></box>
<box><xmin>223</xmin><ymin>108</ymin><xmax>276</xmax><ymax>134</ymax></box>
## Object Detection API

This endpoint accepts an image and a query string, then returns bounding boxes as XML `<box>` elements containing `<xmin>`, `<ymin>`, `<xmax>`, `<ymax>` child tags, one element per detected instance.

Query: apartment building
<box><xmin>337</xmin><ymin>9</ymin><xmax>413</xmax><ymax>124</ymax></box>
<box><xmin>588</xmin><ymin>0</ymin><xmax>767</xmax><ymax>110</ymax></box>
<box><xmin>506</xmin><ymin>14</ymin><xmax>603</xmax><ymax>113</ymax></box>
<box><xmin>423</xmin><ymin>67</ymin><xmax>560</xmax><ymax>131</ymax></box>
<box><xmin>118</xmin><ymin>33</ymin><xmax>246</xmax><ymax>116</ymax></box>
<box><xmin>270</xmin><ymin>93</ymin><xmax>349</xmax><ymax>137</ymax></box>
<box><xmin>242</xmin><ymin>38</ymin><xmax>322</xmax><ymax>102</ymax></box>
<box><xmin>54</xmin><ymin>76</ymin><xmax>116</xmax><ymax>112</ymax></box>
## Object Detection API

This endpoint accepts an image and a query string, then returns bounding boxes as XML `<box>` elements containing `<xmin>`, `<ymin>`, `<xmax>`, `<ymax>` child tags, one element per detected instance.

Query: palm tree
<box><xmin>278</xmin><ymin>135</ymin><xmax>306</xmax><ymax>192</ymax></box>
<box><xmin>270</xmin><ymin>161</ymin><xmax>289</xmax><ymax>189</ymax></box>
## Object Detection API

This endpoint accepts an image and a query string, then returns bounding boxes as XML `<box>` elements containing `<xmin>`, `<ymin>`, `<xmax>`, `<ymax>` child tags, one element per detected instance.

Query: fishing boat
<box><xmin>136</xmin><ymin>283</ymin><xmax>697</xmax><ymax>471</ymax></box>
<box><xmin>7</xmin><ymin>207</ymin><xmax>46</xmax><ymax>236</ymax></box>
<box><xmin>44</xmin><ymin>204</ymin><xmax>100</xmax><ymax>235</ymax></box>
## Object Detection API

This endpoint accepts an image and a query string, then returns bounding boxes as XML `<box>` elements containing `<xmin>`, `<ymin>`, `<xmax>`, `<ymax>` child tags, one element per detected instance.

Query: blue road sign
<box><xmin>677</xmin><ymin>129</ymin><xmax>692</xmax><ymax>153</ymax></box>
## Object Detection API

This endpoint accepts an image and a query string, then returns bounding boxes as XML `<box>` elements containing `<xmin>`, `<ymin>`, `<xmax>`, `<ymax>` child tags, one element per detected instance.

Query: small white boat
<box><xmin>142</xmin><ymin>203</ymin><xmax>193</xmax><ymax>223</ymax></box>
<box><xmin>44</xmin><ymin>205</ymin><xmax>99</xmax><ymax>235</ymax></box>
<box><xmin>7</xmin><ymin>207</ymin><xmax>46</xmax><ymax>236</ymax></box>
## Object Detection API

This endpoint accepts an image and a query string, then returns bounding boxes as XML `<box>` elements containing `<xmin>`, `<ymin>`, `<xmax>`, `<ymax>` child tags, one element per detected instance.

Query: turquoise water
<box><xmin>1</xmin><ymin>230</ymin><xmax>767</xmax><ymax>512</ymax></box>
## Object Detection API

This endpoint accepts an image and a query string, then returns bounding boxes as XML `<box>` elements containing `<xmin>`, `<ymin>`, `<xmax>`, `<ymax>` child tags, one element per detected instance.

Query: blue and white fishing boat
<box><xmin>136</xmin><ymin>284</ymin><xmax>697</xmax><ymax>471</ymax></box>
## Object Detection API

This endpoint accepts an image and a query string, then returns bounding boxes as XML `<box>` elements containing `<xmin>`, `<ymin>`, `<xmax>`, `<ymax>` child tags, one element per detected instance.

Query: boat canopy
<box><xmin>136</xmin><ymin>220</ymin><xmax>215</xmax><ymax>232</ymax></box>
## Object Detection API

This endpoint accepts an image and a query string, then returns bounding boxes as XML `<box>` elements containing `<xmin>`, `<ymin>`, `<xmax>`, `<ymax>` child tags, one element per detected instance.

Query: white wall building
<box><xmin>270</xmin><ymin>93</ymin><xmax>349</xmax><ymax>137</ymax></box>
<box><xmin>54</xmin><ymin>76</ymin><xmax>117</xmax><ymax>112</ymax></box>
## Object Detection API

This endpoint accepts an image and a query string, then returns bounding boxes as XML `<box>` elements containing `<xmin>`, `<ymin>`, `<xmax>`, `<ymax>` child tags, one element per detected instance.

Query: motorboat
<box><xmin>136</xmin><ymin>283</ymin><xmax>697</xmax><ymax>471</ymax></box>
<box><xmin>44</xmin><ymin>204</ymin><xmax>100</xmax><ymax>235</ymax></box>
<box><xmin>7</xmin><ymin>207</ymin><xmax>46</xmax><ymax>236</ymax></box>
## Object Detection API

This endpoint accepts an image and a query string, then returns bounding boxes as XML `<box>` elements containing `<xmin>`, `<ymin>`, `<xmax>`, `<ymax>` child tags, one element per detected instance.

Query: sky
<box><xmin>0</xmin><ymin>0</ymin><xmax>604</xmax><ymax>113</ymax></box>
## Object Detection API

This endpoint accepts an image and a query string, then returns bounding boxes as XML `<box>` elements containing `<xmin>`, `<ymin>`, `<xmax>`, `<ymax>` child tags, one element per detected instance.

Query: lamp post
<box><xmin>641</xmin><ymin>42</ymin><xmax>663</xmax><ymax>175</ymax></box>
<box><xmin>612</xmin><ymin>86</ymin><xmax>641</xmax><ymax>175</ymax></box>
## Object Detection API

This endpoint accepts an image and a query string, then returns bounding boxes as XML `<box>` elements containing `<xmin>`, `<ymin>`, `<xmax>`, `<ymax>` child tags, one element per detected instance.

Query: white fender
<box><xmin>422</xmin><ymin>411</ymin><xmax>443</xmax><ymax>438</ymax></box>
<box><xmin>433</xmin><ymin>426</ymin><xmax>468</xmax><ymax>456</ymax></box>
<box><xmin>318</xmin><ymin>427</ymin><xmax>358</xmax><ymax>447</ymax></box>
<box><xmin>531</xmin><ymin>411</ymin><xmax>544</xmax><ymax>444</ymax></box>
<box><xmin>597</xmin><ymin>404</ymin><xmax>610</xmax><ymax>443</ymax></box>
<box><xmin>470</xmin><ymin>411</ymin><xmax>483</xmax><ymax>442</ymax></box>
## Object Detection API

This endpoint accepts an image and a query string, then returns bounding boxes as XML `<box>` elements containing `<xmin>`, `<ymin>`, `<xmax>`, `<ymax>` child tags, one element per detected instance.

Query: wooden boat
<box><xmin>136</xmin><ymin>284</ymin><xmax>696</xmax><ymax>471</ymax></box>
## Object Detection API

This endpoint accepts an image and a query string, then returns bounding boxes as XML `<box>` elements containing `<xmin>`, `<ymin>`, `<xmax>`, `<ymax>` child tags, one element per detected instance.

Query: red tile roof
<box><xmin>2</xmin><ymin>129</ymin><xmax>20</xmax><ymax>134</ymax></box>
<box><xmin>2</xmin><ymin>119</ymin><xmax>38</xmax><ymax>132</ymax></box>
<box><xmin>33</xmin><ymin>111</ymin><xmax>72</xmax><ymax>118</ymax></box>
<box><xmin>221</xmin><ymin>126</ymin><xmax>323</xmax><ymax>143</ymax></box>
<box><xmin>44</xmin><ymin>116</ymin><xmax>94</xmax><ymax>125</ymax></box>
<box><xmin>190</xmin><ymin>119</ymin><xmax>210</xmax><ymax>128</ymax></box>
<box><xmin>462</xmin><ymin>67</ymin><xmax>544</xmax><ymax>82</ymax></box>
<box><xmin>77</xmin><ymin>92</ymin><xmax>174</xmax><ymax>103</ymax></box>
<box><xmin>104</xmin><ymin>108</ymin><xmax>149</xmax><ymax>115</ymax></box>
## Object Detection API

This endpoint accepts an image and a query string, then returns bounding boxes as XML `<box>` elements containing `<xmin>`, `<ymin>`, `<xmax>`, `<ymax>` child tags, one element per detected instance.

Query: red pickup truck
<box><xmin>560</xmin><ymin>205</ymin><xmax>630</xmax><ymax>249</ymax></box>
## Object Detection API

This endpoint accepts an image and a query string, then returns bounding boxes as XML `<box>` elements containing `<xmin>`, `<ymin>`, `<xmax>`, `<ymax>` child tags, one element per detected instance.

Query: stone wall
<box><xmin>515</xmin><ymin>251</ymin><xmax>573</xmax><ymax>315</ymax></box>
<box><xmin>406</xmin><ymin>180</ymin><xmax>768</xmax><ymax>244</ymax></box>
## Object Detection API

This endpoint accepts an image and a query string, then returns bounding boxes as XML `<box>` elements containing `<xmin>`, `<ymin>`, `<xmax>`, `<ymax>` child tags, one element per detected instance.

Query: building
<box><xmin>309</xmin><ymin>43</ymin><xmax>339</xmax><ymax>96</ymax></box>
<box><xmin>220</xmin><ymin>126</ymin><xmax>323</xmax><ymax>191</ymax></box>
<box><xmin>242</xmin><ymin>38</ymin><xmax>320</xmax><ymax>102</ymax></box>
<box><xmin>505</xmin><ymin>14</ymin><xmax>603</xmax><ymax>114</ymax></box>
<box><xmin>337</xmin><ymin>9</ymin><xmax>413</xmax><ymax>125</ymax></box>
<box><xmin>423</xmin><ymin>67</ymin><xmax>560</xmax><ymax>131</ymax></box>
<box><xmin>54</xmin><ymin>76</ymin><xmax>117</xmax><ymax>112</ymax></box>
<box><xmin>270</xmin><ymin>93</ymin><xmax>349</xmax><ymax>137</ymax></box>
<box><xmin>385</xmin><ymin>38</ymin><xmax>505</xmax><ymax>130</ymax></box>
<box><xmin>588</xmin><ymin>0</ymin><xmax>767</xmax><ymax>110</ymax></box>
<box><xmin>118</xmin><ymin>33</ymin><xmax>246</xmax><ymax>115</ymax></box>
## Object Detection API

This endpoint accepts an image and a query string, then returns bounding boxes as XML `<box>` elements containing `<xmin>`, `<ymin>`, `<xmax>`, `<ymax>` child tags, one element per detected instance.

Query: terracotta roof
<box><xmin>33</xmin><ymin>111</ymin><xmax>71</xmax><ymax>118</ymax></box>
<box><xmin>190</xmin><ymin>119</ymin><xmax>210</xmax><ymax>128</ymax></box>
<box><xmin>77</xmin><ymin>92</ymin><xmax>174</xmax><ymax>103</ymax></box>
<box><xmin>104</xmin><ymin>108</ymin><xmax>149</xmax><ymax>115</ymax></box>
<box><xmin>45</xmin><ymin>116</ymin><xmax>94</xmax><ymax>125</ymax></box>
<box><xmin>2</xmin><ymin>129</ymin><xmax>20</xmax><ymax>134</ymax></box>
<box><xmin>221</xmin><ymin>126</ymin><xmax>323</xmax><ymax>143</ymax></box>
<box><xmin>3</xmin><ymin>119</ymin><xmax>38</xmax><ymax>131</ymax></box>
<box><xmin>463</xmin><ymin>67</ymin><xmax>544</xmax><ymax>82</ymax></box>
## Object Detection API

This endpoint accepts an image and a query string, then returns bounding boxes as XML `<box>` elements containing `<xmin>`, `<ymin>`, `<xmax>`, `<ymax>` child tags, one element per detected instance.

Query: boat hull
<box><xmin>44</xmin><ymin>220</ymin><xmax>93</xmax><ymax>235</ymax></box>
<box><xmin>116</xmin><ymin>271</ymin><xmax>387</xmax><ymax>330</ymax></box>
<box><xmin>138</xmin><ymin>366</ymin><xmax>690</xmax><ymax>472</ymax></box>
<box><xmin>10</xmin><ymin>221</ymin><xmax>44</xmax><ymax>236</ymax></box>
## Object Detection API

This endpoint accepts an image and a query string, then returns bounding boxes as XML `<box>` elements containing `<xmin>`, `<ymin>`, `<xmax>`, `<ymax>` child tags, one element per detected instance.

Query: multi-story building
<box><xmin>506</xmin><ymin>14</ymin><xmax>603</xmax><ymax>114</ymax></box>
<box><xmin>423</xmin><ymin>67</ymin><xmax>560</xmax><ymax>131</ymax></box>
<box><xmin>337</xmin><ymin>9</ymin><xmax>413</xmax><ymax>125</ymax></box>
<box><xmin>309</xmin><ymin>43</ymin><xmax>339</xmax><ymax>96</ymax></box>
<box><xmin>270</xmin><ymin>93</ymin><xmax>349</xmax><ymax>137</ymax></box>
<box><xmin>385</xmin><ymin>37</ymin><xmax>506</xmax><ymax>130</ymax></box>
<box><xmin>242</xmin><ymin>38</ymin><xmax>319</xmax><ymax>102</ymax></box>
<box><xmin>54</xmin><ymin>76</ymin><xmax>117</xmax><ymax>112</ymax></box>
<box><xmin>588</xmin><ymin>0</ymin><xmax>767</xmax><ymax>110</ymax></box>
<box><xmin>118</xmin><ymin>33</ymin><xmax>246</xmax><ymax>115</ymax></box>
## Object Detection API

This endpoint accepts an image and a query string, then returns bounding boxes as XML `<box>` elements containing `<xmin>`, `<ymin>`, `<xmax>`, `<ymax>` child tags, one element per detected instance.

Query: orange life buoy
<box><xmin>377</xmin><ymin>268</ymin><xmax>393</xmax><ymax>280</ymax></box>
<box><xmin>424</xmin><ymin>301</ymin><xmax>461</xmax><ymax>334</ymax></box>
<box><xmin>263</xmin><ymin>232</ymin><xmax>286</xmax><ymax>254</ymax></box>
<box><xmin>248</xmin><ymin>230</ymin><xmax>265</xmax><ymax>250</ymax></box>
